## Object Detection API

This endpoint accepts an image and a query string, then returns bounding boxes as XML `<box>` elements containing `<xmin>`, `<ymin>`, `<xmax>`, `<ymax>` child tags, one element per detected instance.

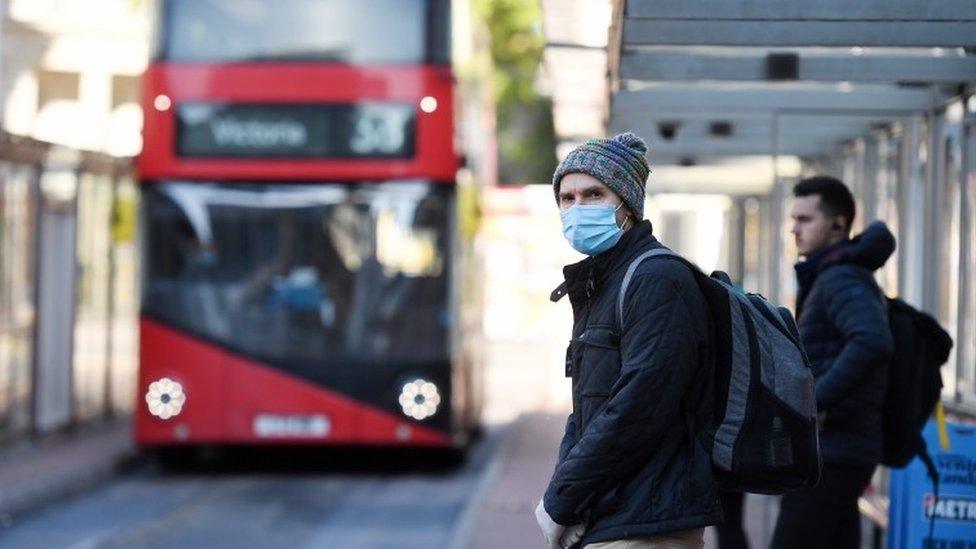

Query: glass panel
<box><xmin>935</xmin><ymin>117</ymin><xmax>962</xmax><ymax>397</ymax></box>
<box><xmin>0</xmin><ymin>163</ymin><xmax>37</xmax><ymax>440</ymax></box>
<box><xmin>757</xmin><ymin>196</ymin><xmax>774</xmax><ymax>298</ymax></box>
<box><xmin>898</xmin><ymin>117</ymin><xmax>928</xmax><ymax>306</ymax></box>
<box><xmin>875</xmin><ymin>131</ymin><xmax>901</xmax><ymax>294</ymax></box>
<box><xmin>110</xmin><ymin>178</ymin><xmax>140</xmax><ymax>415</ymax></box>
<box><xmin>842</xmin><ymin>144</ymin><xmax>863</xmax><ymax>234</ymax></box>
<box><xmin>73</xmin><ymin>174</ymin><xmax>113</xmax><ymax>423</ymax></box>
<box><xmin>166</xmin><ymin>0</ymin><xmax>429</xmax><ymax>63</ymax></box>
<box><xmin>741</xmin><ymin>197</ymin><xmax>761</xmax><ymax>293</ymax></box>
<box><xmin>142</xmin><ymin>181</ymin><xmax>451</xmax><ymax>370</ymax></box>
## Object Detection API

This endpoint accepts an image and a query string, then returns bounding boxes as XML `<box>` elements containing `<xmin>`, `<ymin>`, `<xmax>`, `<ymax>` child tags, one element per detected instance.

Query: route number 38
<box><xmin>350</xmin><ymin>104</ymin><xmax>412</xmax><ymax>155</ymax></box>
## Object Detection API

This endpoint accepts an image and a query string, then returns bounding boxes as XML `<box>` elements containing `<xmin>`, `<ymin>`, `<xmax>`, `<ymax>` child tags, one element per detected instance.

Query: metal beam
<box><xmin>612</xmin><ymin>84</ymin><xmax>941</xmax><ymax>114</ymax></box>
<box><xmin>559</xmin><ymin>139</ymin><xmax>809</xmax><ymax>169</ymax></box>
<box><xmin>642</xmin><ymin>152</ymin><xmax>798</xmax><ymax>167</ymax></box>
<box><xmin>622</xmin><ymin>19</ymin><xmax>976</xmax><ymax>48</ymax></box>
<box><xmin>642</xmin><ymin>136</ymin><xmax>837</xmax><ymax>157</ymax></box>
<box><xmin>626</xmin><ymin>0</ymin><xmax>976</xmax><ymax>21</ymax></box>
<box><xmin>642</xmin><ymin>165</ymin><xmax>777</xmax><ymax>195</ymax></box>
<box><xmin>620</xmin><ymin>51</ymin><xmax>976</xmax><ymax>84</ymax></box>
<box><xmin>611</xmin><ymin>120</ymin><xmax>874</xmax><ymax>141</ymax></box>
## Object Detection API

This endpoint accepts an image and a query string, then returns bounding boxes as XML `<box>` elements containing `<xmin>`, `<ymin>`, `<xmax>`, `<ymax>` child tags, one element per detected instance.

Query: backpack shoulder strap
<box><xmin>617</xmin><ymin>247</ymin><xmax>681</xmax><ymax>328</ymax></box>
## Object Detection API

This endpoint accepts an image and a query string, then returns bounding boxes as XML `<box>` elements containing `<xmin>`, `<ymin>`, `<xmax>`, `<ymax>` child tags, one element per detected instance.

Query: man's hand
<box><xmin>534</xmin><ymin>499</ymin><xmax>585</xmax><ymax>548</ymax></box>
<box><xmin>534</xmin><ymin>499</ymin><xmax>565</xmax><ymax>548</ymax></box>
<box><xmin>559</xmin><ymin>523</ymin><xmax>586</xmax><ymax>548</ymax></box>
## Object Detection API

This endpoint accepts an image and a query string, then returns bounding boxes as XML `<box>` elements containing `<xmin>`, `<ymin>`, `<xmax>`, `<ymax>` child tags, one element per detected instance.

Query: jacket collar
<box><xmin>794</xmin><ymin>237</ymin><xmax>847</xmax><ymax>293</ymax></box>
<box><xmin>794</xmin><ymin>220</ymin><xmax>896</xmax><ymax>290</ymax></box>
<box><xmin>551</xmin><ymin>220</ymin><xmax>657</xmax><ymax>304</ymax></box>
<box><xmin>793</xmin><ymin>221</ymin><xmax>896</xmax><ymax>312</ymax></box>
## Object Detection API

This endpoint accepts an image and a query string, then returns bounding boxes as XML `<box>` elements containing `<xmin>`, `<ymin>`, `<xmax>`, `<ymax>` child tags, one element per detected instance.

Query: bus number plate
<box><xmin>253</xmin><ymin>414</ymin><xmax>331</xmax><ymax>438</ymax></box>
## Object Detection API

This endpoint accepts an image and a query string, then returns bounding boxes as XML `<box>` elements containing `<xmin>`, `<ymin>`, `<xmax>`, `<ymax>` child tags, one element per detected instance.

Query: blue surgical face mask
<box><xmin>560</xmin><ymin>203</ymin><xmax>628</xmax><ymax>256</ymax></box>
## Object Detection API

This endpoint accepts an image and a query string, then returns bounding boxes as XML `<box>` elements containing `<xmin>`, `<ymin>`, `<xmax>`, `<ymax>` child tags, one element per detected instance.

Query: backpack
<box><xmin>883</xmin><ymin>296</ymin><xmax>952</xmax><ymax>509</ymax></box>
<box><xmin>878</xmin><ymin>298</ymin><xmax>953</xmax><ymax>543</ymax></box>
<box><xmin>618</xmin><ymin>248</ymin><xmax>821</xmax><ymax>494</ymax></box>
<box><xmin>882</xmin><ymin>297</ymin><xmax>952</xmax><ymax>469</ymax></box>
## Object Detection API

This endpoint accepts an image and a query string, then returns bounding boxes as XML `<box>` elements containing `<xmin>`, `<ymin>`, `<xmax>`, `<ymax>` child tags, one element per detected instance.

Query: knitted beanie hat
<box><xmin>551</xmin><ymin>132</ymin><xmax>651</xmax><ymax>219</ymax></box>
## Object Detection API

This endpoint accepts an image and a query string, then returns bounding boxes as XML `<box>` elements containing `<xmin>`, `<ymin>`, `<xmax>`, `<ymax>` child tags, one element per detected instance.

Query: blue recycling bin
<box><xmin>888</xmin><ymin>421</ymin><xmax>976</xmax><ymax>549</ymax></box>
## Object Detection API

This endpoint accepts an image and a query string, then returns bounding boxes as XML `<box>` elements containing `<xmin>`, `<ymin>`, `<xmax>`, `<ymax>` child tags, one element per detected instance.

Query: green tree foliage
<box><xmin>472</xmin><ymin>0</ymin><xmax>558</xmax><ymax>185</ymax></box>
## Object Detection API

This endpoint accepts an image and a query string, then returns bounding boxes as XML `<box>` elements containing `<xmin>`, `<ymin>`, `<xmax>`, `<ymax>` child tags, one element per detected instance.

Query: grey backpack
<box><xmin>619</xmin><ymin>248</ymin><xmax>821</xmax><ymax>494</ymax></box>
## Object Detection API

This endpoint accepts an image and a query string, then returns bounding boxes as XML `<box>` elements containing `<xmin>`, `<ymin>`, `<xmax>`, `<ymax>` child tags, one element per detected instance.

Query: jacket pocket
<box><xmin>578</xmin><ymin>325</ymin><xmax>620</xmax><ymax>397</ymax></box>
<box><xmin>577</xmin><ymin>325</ymin><xmax>621</xmax><ymax>434</ymax></box>
<box><xmin>589</xmin><ymin>482</ymin><xmax>623</xmax><ymax>520</ymax></box>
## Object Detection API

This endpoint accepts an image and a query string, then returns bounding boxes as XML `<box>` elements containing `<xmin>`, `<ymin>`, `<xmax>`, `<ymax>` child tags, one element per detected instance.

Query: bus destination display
<box><xmin>176</xmin><ymin>102</ymin><xmax>416</xmax><ymax>159</ymax></box>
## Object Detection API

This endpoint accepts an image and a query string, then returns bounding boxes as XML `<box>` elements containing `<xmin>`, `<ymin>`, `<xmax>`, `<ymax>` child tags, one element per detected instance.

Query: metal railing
<box><xmin>0</xmin><ymin>131</ymin><xmax>136</xmax><ymax>443</ymax></box>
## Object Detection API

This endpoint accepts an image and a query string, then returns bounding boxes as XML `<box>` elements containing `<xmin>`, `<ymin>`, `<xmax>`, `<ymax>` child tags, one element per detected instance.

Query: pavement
<box><xmin>0</xmin><ymin>412</ymin><xmax>785</xmax><ymax>548</ymax></box>
<box><xmin>465</xmin><ymin>413</ymin><xmax>564</xmax><ymax>549</ymax></box>
<box><xmin>0</xmin><ymin>426</ymin><xmax>503</xmax><ymax>548</ymax></box>
<box><xmin>459</xmin><ymin>412</ymin><xmax>783</xmax><ymax>549</ymax></box>
<box><xmin>0</xmin><ymin>419</ymin><xmax>138</xmax><ymax>522</ymax></box>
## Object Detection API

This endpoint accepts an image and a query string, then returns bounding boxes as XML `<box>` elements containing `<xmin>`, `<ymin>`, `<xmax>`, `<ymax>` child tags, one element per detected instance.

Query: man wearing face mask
<box><xmin>535</xmin><ymin>133</ymin><xmax>721</xmax><ymax>549</ymax></box>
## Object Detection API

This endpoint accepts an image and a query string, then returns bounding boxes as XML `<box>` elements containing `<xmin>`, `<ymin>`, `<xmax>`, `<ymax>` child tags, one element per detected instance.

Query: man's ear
<box><xmin>622</xmin><ymin>206</ymin><xmax>637</xmax><ymax>229</ymax></box>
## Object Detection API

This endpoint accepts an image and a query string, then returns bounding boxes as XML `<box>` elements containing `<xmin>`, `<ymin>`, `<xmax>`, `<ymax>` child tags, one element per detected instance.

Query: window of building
<box><xmin>37</xmin><ymin>70</ymin><xmax>80</xmax><ymax>109</ymax></box>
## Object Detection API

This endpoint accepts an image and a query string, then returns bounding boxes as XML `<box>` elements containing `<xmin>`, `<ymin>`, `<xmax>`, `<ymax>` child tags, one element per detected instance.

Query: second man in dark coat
<box><xmin>772</xmin><ymin>176</ymin><xmax>894</xmax><ymax>549</ymax></box>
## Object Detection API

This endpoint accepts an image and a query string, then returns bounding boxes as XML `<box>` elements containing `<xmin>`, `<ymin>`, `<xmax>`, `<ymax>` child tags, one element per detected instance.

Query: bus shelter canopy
<box><xmin>540</xmin><ymin>0</ymin><xmax>976</xmax><ymax>194</ymax></box>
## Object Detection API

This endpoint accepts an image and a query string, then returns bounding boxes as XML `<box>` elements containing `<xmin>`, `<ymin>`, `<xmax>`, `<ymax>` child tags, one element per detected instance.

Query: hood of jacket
<box><xmin>795</xmin><ymin>220</ymin><xmax>896</xmax><ymax>291</ymax></box>
<box><xmin>834</xmin><ymin>220</ymin><xmax>896</xmax><ymax>272</ymax></box>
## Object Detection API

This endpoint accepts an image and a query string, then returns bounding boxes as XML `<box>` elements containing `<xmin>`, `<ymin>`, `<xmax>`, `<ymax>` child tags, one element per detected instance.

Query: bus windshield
<box><xmin>142</xmin><ymin>181</ymin><xmax>451</xmax><ymax>370</ymax></box>
<box><xmin>163</xmin><ymin>0</ymin><xmax>431</xmax><ymax>64</ymax></box>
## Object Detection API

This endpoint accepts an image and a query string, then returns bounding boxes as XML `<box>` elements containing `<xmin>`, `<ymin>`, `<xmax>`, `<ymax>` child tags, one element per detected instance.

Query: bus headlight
<box><xmin>145</xmin><ymin>377</ymin><xmax>186</xmax><ymax>420</ymax></box>
<box><xmin>398</xmin><ymin>379</ymin><xmax>440</xmax><ymax>420</ymax></box>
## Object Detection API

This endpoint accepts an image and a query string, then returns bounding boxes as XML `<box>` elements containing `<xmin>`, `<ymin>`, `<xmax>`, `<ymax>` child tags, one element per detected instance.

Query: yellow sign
<box><xmin>936</xmin><ymin>401</ymin><xmax>951</xmax><ymax>451</ymax></box>
<box><xmin>458</xmin><ymin>177</ymin><xmax>482</xmax><ymax>238</ymax></box>
<box><xmin>111</xmin><ymin>193</ymin><xmax>136</xmax><ymax>243</ymax></box>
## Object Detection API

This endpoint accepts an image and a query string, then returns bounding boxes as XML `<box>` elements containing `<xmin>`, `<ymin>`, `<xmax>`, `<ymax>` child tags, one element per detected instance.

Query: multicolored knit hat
<box><xmin>552</xmin><ymin>132</ymin><xmax>651</xmax><ymax>219</ymax></box>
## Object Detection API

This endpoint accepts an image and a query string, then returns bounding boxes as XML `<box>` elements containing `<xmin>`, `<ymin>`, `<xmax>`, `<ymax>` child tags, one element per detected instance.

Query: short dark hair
<box><xmin>793</xmin><ymin>176</ymin><xmax>856</xmax><ymax>234</ymax></box>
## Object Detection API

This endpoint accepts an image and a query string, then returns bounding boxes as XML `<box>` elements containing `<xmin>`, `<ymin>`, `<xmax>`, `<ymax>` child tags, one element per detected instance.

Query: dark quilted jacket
<box><xmin>543</xmin><ymin>221</ymin><xmax>721</xmax><ymax>546</ymax></box>
<box><xmin>795</xmin><ymin>221</ymin><xmax>895</xmax><ymax>466</ymax></box>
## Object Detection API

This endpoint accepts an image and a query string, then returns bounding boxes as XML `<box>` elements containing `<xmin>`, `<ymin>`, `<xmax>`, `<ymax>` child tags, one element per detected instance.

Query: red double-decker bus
<box><xmin>135</xmin><ymin>0</ymin><xmax>489</xmax><ymax>455</ymax></box>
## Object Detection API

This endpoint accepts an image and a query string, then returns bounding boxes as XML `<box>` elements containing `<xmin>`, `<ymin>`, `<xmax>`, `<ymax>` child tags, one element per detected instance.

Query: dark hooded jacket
<box><xmin>543</xmin><ymin>221</ymin><xmax>721</xmax><ymax>546</ymax></box>
<box><xmin>794</xmin><ymin>221</ymin><xmax>895</xmax><ymax>466</ymax></box>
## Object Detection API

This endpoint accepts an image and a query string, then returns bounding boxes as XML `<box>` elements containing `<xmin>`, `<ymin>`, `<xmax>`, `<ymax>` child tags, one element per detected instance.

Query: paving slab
<box><xmin>0</xmin><ymin>419</ymin><xmax>137</xmax><ymax>520</ymax></box>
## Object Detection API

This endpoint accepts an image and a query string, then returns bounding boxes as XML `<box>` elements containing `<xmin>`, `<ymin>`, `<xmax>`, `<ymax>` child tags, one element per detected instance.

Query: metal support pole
<box><xmin>727</xmin><ymin>197</ymin><xmax>746</xmax><ymax>286</ymax></box>
<box><xmin>862</xmin><ymin>136</ymin><xmax>879</xmax><ymax>224</ymax></box>
<box><xmin>103</xmin><ymin>175</ymin><xmax>117</xmax><ymax>419</ymax></box>
<box><xmin>0</xmin><ymin>0</ymin><xmax>6</xmax><ymax>131</ymax></box>
<box><xmin>956</xmin><ymin>108</ymin><xmax>974</xmax><ymax>402</ymax></box>
<box><xmin>897</xmin><ymin>117</ymin><xmax>923</xmax><ymax>302</ymax></box>
<box><xmin>923</xmin><ymin>111</ymin><xmax>945</xmax><ymax>315</ymax></box>
<box><xmin>769</xmin><ymin>112</ymin><xmax>782</xmax><ymax>303</ymax></box>
<box><xmin>28</xmin><ymin>162</ymin><xmax>42</xmax><ymax>434</ymax></box>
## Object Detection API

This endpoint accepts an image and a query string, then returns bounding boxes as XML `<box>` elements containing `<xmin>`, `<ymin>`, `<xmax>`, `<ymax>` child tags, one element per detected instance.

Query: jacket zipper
<box><xmin>574</xmin><ymin>270</ymin><xmax>596</xmax><ymax>442</ymax></box>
